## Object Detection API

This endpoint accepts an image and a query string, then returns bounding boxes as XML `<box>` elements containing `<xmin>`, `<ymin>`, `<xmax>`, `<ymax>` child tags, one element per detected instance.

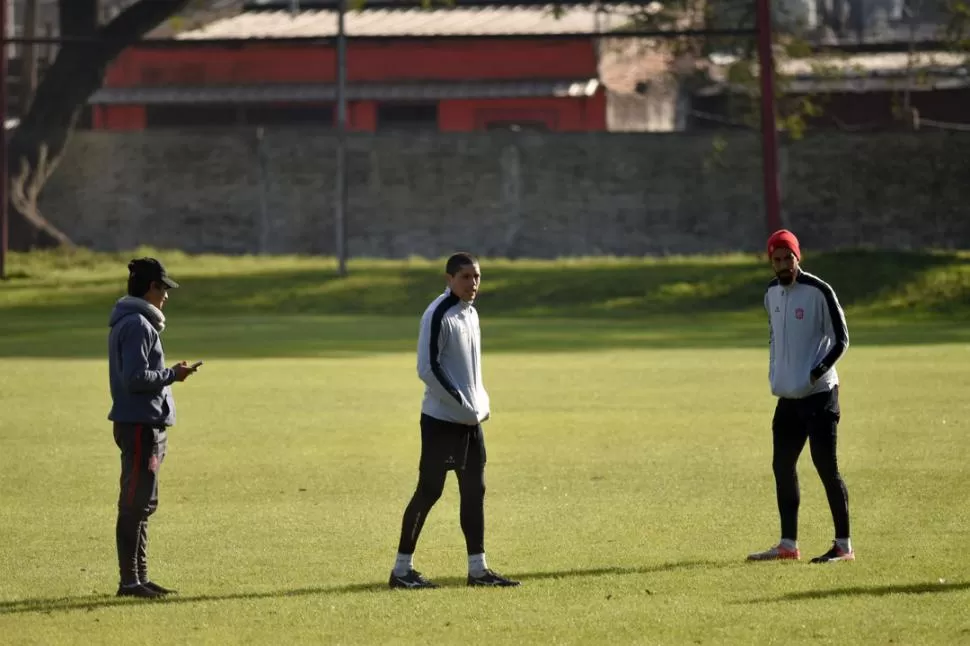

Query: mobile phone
<box><xmin>190</xmin><ymin>361</ymin><xmax>204</xmax><ymax>369</ymax></box>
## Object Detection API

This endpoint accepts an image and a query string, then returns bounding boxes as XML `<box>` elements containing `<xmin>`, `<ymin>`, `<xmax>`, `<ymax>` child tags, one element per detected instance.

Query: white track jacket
<box><xmin>765</xmin><ymin>270</ymin><xmax>849</xmax><ymax>399</ymax></box>
<box><xmin>417</xmin><ymin>289</ymin><xmax>490</xmax><ymax>426</ymax></box>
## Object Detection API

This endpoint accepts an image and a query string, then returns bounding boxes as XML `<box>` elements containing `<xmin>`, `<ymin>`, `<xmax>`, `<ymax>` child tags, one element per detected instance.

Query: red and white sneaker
<box><xmin>747</xmin><ymin>543</ymin><xmax>801</xmax><ymax>561</ymax></box>
<box><xmin>810</xmin><ymin>541</ymin><xmax>855</xmax><ymax>563</ymax></box>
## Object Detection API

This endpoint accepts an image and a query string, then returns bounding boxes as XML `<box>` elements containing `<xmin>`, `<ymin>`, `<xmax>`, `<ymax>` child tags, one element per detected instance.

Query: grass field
<box><xmin>1</xmin><ymin>249</ymin><xmax>969</xmax><ymax>645</ymax></box>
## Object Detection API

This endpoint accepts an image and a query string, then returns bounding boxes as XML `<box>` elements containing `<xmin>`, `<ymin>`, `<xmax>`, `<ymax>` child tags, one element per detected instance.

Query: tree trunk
<box><xmin>7</xmin><ymin>0</ymin><xmax>192</xmax><ymax>251</ymax></box>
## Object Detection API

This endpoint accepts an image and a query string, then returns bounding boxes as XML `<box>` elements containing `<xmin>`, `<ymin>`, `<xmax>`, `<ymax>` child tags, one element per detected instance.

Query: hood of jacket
<box><xmin>109</xmin><ymin>296</ymin><xmax>166</xmax><ymax>332</ymax></box>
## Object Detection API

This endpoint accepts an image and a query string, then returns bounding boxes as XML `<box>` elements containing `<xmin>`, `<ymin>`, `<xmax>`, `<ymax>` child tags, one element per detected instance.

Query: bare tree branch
<box><xmin>7</xmin><ymin>0</ymin><xmax>194</xmax><ymax>249</ymax></box>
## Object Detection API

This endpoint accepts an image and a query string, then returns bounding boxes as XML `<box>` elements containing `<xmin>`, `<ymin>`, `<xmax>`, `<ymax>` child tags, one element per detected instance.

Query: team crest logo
<box><xmin>795</xmin><ymin>308</ymin><xmax>805</xmax><ymax>320</ymax></box>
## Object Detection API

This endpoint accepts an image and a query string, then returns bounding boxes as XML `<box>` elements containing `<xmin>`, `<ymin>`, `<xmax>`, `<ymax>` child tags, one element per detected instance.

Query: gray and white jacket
<box><xmin>417</xmin><ymin>288</ymin><xmax>490</xmax><ymax>426</ymax></box>
<box><xmin>765</xmin><ymin>270</ymin><xmax>849</xmax><ymax>399</ymax></box>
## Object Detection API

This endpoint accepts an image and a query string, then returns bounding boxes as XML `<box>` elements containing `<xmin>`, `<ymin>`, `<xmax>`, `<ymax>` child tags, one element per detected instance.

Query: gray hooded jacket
<box><xmin>107</xmin><ymin>296</ymin><xmax>177</xmax><ymax>426</ymax></box>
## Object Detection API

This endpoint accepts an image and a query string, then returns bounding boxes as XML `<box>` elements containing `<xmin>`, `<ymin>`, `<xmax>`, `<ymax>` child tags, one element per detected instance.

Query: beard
<box><xmin>775</xmin><ymin>269</ymin><xmax>795</xmax><ymax>285</ymax></box>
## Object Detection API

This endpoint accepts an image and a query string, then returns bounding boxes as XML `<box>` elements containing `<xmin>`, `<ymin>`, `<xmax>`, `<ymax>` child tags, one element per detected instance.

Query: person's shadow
<box><xmin>744</xmin><ymin>581</ymin><xmax>970</xmax><ymax>603</ymax></box>
<box><xmin>0</xmin><ymin>559</ymin><xmax>723</xmax><ymax>616</ymax></box>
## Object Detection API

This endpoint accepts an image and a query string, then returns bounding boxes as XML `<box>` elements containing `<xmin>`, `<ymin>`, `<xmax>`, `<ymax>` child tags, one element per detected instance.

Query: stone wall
<box><xmin>38</xmin><ymin>129</ymin><xmax>970</xmax><ymax>257</ymax></box>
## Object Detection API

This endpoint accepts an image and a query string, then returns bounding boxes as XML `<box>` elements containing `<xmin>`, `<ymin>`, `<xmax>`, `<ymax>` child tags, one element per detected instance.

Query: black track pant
<box><xmin>772</xmin><ymin>386</ymin><xmax>850</xmax><ymax>541</ymax></box>
<box><xmin>397</xmin><ymin>415</ymin><xmax>487</xmax><ymax>556</ymax></box>
<box><xmin>114</xmin><ymin>423</ymin><xmax>167</xmax><ymax>586</ymax></box>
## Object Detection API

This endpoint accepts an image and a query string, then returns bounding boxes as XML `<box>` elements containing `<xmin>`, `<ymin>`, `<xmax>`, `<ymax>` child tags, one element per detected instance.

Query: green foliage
<box><xmin>165</xmin><ymin>0</ymin><xmax>210</xmax><ymax>33</ymax></box>
<box><xmin>608</xmin><ymin>0</ymin><xmax>851</xmax><ymax>140</ymax></box>
<box><xmin>702</xmin><ymin>133</ymin><xmax>730</xmax><ymax>171</ymax></box>
<box><xmin>610</xmin><ymin>0</ymin><xmax>967</xmax><ymax>139</ymax></box>
<box><xmin>943</xmin><ymin>0</ymin><xmax>970</xmax><ymax>50</ymax></box>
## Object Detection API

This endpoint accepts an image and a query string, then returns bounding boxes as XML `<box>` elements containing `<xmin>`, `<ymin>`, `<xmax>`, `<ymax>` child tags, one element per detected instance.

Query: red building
<box><xmin>91</xmin><ymin>6</ymin><xmax>608</xmax><ymax>132</ymax></box>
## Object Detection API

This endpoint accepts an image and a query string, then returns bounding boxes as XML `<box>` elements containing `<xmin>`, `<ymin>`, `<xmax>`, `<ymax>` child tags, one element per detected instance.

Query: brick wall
<box><xmin>38</xmin><ymin>130</ymin><xmax>970</xmax><ymax>257</ymax></box>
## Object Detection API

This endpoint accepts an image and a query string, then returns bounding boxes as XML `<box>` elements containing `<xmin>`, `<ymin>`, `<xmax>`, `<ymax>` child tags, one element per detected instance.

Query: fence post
<box><xmin>755</xmin><ymin>0</ymin><xmax>783</xmax><ymax>235</ymax></box>
<box><xmin>256</xmin><ymin>127</ymin><xmax>270</xmax><ymax>255</ymax></box>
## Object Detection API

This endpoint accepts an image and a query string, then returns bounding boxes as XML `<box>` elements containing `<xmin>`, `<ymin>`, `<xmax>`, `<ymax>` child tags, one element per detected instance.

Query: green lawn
<box><xmin>0</xmin><ymin>250</ymin><xmax>968</xmax><ymax>645</ymax></box>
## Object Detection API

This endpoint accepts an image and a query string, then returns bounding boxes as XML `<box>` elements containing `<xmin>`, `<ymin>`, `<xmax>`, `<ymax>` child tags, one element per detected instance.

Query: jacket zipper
<box><xmin>782</xmin><ymin>288</ymin><xmax>790</xmax><ymax>376</ymax></box>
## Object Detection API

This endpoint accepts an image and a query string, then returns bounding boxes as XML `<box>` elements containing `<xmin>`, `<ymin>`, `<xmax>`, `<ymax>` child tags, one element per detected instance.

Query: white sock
<box><xmin>392</xmin><ymin>553</ymin><xmax>413</xmax><ymax>577</ymax></box>
<box><xmin>836</xmin><ymin>538</ymin><xmax>852</xmax><ymax>553</ymax></box>
<box><xmin>468</xmin><ymin>553</ymin><xmax>488</xmax><ymax>577</ymax></box>
<box><xmin>780</xmin><ymin>539</ymin><xmax>798</xmax><ymax>551</ymax></box>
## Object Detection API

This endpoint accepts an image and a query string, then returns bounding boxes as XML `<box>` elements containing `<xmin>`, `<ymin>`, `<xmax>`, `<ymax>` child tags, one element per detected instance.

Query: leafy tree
<box><xmin>7</xmin><ymin>0</ymin><xmax>192</xmax><ymax>250</ymax></box>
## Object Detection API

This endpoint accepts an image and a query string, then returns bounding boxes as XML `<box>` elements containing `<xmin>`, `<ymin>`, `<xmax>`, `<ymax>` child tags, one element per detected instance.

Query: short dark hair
<box><xmin>445</xmin><ymin>252</ymin><xmax>479</xmax><ymax>276</ymax></box>
<box><xmin>127</xmin><ymin>274</ymin><xmax>155</xmax><ymax>298</ymax></box>
<box><xmin>126</xmin><ymin>257</ymin><xmax>179</xmax><ymax>297</ymax></box>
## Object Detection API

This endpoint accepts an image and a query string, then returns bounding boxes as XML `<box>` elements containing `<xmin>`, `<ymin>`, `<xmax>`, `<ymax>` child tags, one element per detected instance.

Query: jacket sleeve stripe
<box><xmin>818</xmin><ymin>281</ymin><xmax>849</xmax><ymax>367</ymax></box>
<box><xmin>429</xmin><ymin>295</ymin><xmax>463</xmax><ymax>404</ymax></box>
<box><xmin>764</xmin><ymin>283</ymin><xmax>776</xmax><ymax>346</ymax></box>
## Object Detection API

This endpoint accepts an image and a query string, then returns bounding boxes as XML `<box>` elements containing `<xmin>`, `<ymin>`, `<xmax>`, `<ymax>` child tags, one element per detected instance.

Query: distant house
<box><xmin>89</xmin><ymin>5</ymin><xmax>610</xmax><ymax>132</ymax></box>
<box><xmin>690</xmin><ymin>51</ymin><xmax>970</xmax><ymax>131</ymax></box>
<box><xmin>710</xmin><ymin>0</ymin><xmax>955</xmax><ymax>46</ymax></box>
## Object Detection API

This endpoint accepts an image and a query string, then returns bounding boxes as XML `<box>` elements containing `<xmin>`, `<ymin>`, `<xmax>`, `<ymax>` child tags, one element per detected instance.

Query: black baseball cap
<box><xmin>128</xmin><ymin>257</ymin><xmax>179</xmax><ymax>289</ymax></box>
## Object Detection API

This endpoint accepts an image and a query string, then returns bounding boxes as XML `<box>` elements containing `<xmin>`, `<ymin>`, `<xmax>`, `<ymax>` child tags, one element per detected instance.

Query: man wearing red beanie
<box><xmin>748</xmin><ymin>230</ymin><xmax>855</xmax><ymax>564</ymax></box>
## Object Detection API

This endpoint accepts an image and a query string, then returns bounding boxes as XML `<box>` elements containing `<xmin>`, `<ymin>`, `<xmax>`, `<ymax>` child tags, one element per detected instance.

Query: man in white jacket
<box><xmin>389</xmin><ymin>252</ymin><xmax>519</xmax><ymax>589</ymax></box>
<box><xmin>748</xmin><ymin>230</ymin><xmax>855</xmax><ymax>564</ymax></box>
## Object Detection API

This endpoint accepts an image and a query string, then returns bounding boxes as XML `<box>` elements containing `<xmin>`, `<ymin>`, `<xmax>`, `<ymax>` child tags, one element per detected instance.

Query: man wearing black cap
<box><xmin>108</xmin><ymin>258</ymin><xmax>198</xmax><ymax>598</ymax></box>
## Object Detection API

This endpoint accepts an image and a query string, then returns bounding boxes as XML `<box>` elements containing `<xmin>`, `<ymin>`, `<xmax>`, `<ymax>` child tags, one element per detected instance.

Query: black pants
<box><xmin>772</xmin><ymin>387</ymin><xmax>850</xmax><ymax>541</ymax></box>
<box><xmin>114</xmin><ymin>423</ymin><xmax>168</xmax><ymax>586</ymax></box>
<box><xmin>397</xmin><ymin>415</ymin><xmax>487</xmax><ymax>556</ymax></box>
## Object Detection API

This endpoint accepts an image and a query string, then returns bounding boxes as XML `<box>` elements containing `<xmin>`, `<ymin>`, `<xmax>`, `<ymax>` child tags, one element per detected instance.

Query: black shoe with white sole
<box><xmin>467</xmin><ymin>569</ymin><xmax>520</xmax><ymax>587</ymax></box>
<box><xmin>388</xmin><ymin>569</ymin><xmax>439</xmax><ymax>589</ymax></box>
<box><xmin>116</xmin><ymin>583</ymin><xmax>164</xmax><ymax>599</ymax></box>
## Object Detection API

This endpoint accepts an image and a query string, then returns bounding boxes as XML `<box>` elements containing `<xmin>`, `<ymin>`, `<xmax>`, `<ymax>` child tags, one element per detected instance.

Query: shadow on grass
<box><xmin>514</xmin><ymin>559</ymin><xmax>728</xmax><ymax>583</ymax></box>
<box><xmin>0</xmin><ymin>560</ymin><xmax>723</xmax><ymax>615</ymax></box>
<box><xmin>1</xmin><ymin>249</ymin><xmax>968</xmax><ymax>358</ymax></box>
<box><xmin>0</xmin><ymin>312</ymin><xmax>968</xmax><ymax>359</ymax></box>
<box><xmin>748</xmin><ymin>581</ymin><xmax>970</xmax><ymax>603</ymax></box>
<box><xmin>2</xmin><ymin>249</ymin><xmax>968</xmax><ymax>321</ymax></box>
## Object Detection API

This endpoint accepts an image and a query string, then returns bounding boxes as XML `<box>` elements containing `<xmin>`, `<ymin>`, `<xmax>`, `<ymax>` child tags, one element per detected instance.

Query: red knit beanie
<box><xmin>767</xmin><ymin>229</ymin><xmax>801</xmax><ymax>260</ymax></box>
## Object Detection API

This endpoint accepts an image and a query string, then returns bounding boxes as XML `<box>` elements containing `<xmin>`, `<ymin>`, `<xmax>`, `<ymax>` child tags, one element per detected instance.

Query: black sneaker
<box><xmin>810</xmin><ymin>542</ymin><xmax>856</xmax><ymax>563</ymax></box>
<box><xmin>467</xmin><ymin>569</ymin><xmax>520</xmax><ymax>587</ymax></box>
<box><xmin>143</xmin><ymin>581</ymin><xmax>177</xmax><ymax>595</ymax></box>
<box><xmin>116</xmin><ymin>583</ymin><xmax>164</xmax><ymax>599</ymax></box>
<box><xmin>388</xmin><ymin>569</ymin><xmax>439</xmax><ymax>589</ymax></box>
